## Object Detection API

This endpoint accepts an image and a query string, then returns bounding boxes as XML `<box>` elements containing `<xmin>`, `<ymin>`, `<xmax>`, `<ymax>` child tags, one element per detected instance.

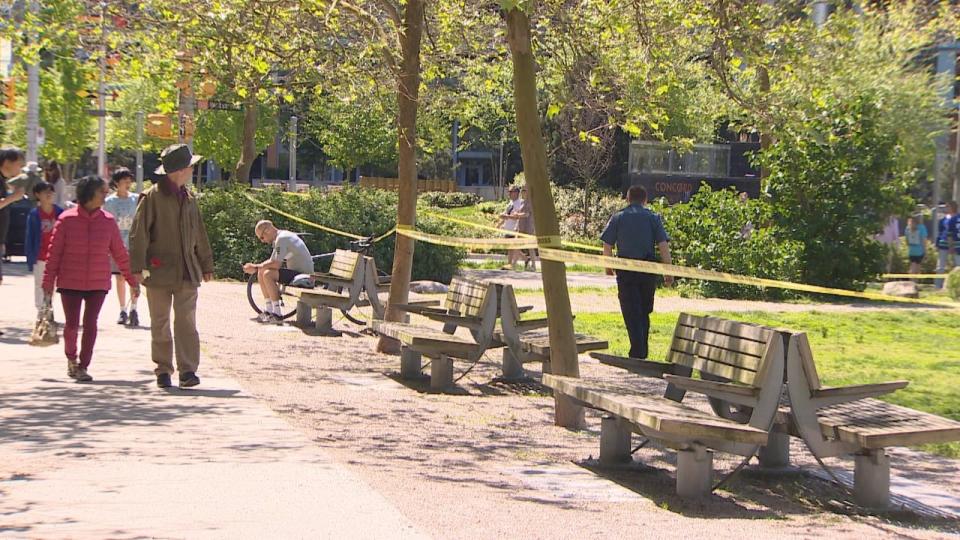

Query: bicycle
<box><xmin>246</xmin><ymin>234</ymin><xmax>390</xmax><ymax>325</ymax></box>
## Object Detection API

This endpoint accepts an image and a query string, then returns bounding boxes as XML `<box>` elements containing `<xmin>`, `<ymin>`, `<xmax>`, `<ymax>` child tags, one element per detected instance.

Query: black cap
<box><xmin>155</xmin><ymin>144</ymin><xmax>202</xmax><ymax>175</ymax></box>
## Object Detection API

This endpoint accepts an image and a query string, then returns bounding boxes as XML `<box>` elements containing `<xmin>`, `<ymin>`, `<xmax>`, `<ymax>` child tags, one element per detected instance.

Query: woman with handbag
<box><xmin>42</xmin><ymin>175</ymin><xmax>140</xmax><ymax>382</ymax></box>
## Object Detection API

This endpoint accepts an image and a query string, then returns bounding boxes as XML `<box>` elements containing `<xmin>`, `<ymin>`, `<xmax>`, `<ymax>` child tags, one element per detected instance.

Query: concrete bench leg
<box><xmin>315</xmin><ymin>307</ymin><xmax>340</xmax><ymax>336</ymax></box>
<box><xmin>854</xmin><ymin>449</ymin><xmax>890</xmax><ymax>509</ymax></box>
<box><xmin>296</xmin><ymin>301</ymin><xmax>312</xmax><ymax>326</ymax></box>
<box><xmin>501</xmin><ymin>348</ymin><xmax>525</xmax><ymax>380</ymax></box>
<box><xmin>400</xmin><ymin>347</ymin><xmax>422</xmax><ymax>379</ymax></box>
<box><xmin>431</xmin><ymin>355</ymin><xmax>454</xmax><ymax>391</ymax></box>
<box><xmin>758</xmin><ymin>430</ymin><xmax>791</xmax><ymax>469</ymax></box>
<box><xmin>676</xmin><ymin>447</ymin><xmax>713</xmax><ymax>497</ymax></box>
<box><xmin>599</xmin><ymin>415</ymin><xmax>632</xmax><ymax>465</ymax></box>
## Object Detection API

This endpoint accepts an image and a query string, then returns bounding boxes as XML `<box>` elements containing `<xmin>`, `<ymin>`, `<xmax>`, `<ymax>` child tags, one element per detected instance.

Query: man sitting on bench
<box><xmin>243</xmin><ymin>220</ymin><xmax>314</xmax><ymax>323</ymax></box>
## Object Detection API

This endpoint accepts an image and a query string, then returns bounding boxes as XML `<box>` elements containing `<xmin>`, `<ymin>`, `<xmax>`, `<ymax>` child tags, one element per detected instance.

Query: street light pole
<box><xmin>96</xmin><ymin>1</ymin><xmax>108</xmax><ymax>178</ymax></box>
<box><xmin>288</xmin><ymin>115</ymin><xmax>298</xmax><ymax>192</ymax></box>
<box><xmin>25</xmin><ymin>0</ymin><xmax>40</xmax><ymax>162</ymax></box>
<box><xmin>135</xmin><ymin>110</ymin><xmax>144</xmax><ymax>192</ymax></box>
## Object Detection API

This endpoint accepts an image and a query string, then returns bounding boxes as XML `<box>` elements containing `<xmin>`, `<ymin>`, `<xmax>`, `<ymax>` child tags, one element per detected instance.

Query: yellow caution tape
<box><xmin>243</xmin><ymin>191</ymin><xmax>367</xmax><ymax>240</ymax></box>
<box><xmin>537</xmin><ymin>248</ymin><xmax>951</xmax><ymax>305</ymax></box>
<box><xmin>421</xmin><ymin>211</ymin><xmax>605</xmax><ymax>252</ymax></box>
<box><xmin>397</xmin><ymin>225</ymin><xmax>540</xmax><ymax>250</ymax></box>
<box><xmin>373</xmin><ymin>227</ymin><xmax>397</xmax><ymax>243</ymax></box>
<box><xmin>421</xmin><ymin>211</ymin><xmax>537</xmax><ymax>238</ymax></box>
<box><xmin>880</xmin><ymin>274</ymin><xmax>945</xmax><ymax>279</ymax></box>
<box><xmin>397</xmin><ymin>225</ymin><xmax>952</xmax><ymax>305</ymax></box>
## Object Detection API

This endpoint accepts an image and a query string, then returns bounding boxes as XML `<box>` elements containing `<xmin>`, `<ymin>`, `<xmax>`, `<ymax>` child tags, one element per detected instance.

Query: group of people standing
<box><xmin>1</xmin><ymin>144</ymin><xmax>214</xmax><ymax>389</ymax></box>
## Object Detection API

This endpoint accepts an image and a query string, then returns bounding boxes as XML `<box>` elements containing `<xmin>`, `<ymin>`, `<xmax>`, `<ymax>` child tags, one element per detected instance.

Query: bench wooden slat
<box><xmin>695</xmin><ymin>315</ymin><xmax>776</xmax><ymax>343</ymax></box>
<box><xmin>817</xmin><ymin>399</ymin><xmax>960</xmax><ymax>448</ymax></box>
<box><xmin>674</xmin><ymin>324</ymin><xmax>768</xmax><ymax>357</ymax></box>
<box><xmin>372</xmin><ymin>321</ymin><xmax>480</xmax><ymax>358</ymax></box>
<box><xmin>543</xmin><ymin>374</ymin><xmax>769</xmax><ymax>446</ymax></box>
<box><xmin>686</xmin><ymin>356</ymin><xmax>759</xmax><ymax>386</ymax></box>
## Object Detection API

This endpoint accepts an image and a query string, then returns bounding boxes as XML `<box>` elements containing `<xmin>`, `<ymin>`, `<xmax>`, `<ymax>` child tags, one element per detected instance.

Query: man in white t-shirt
<box><xmin>243</xmin><ymin>219</ymin><xmax>314</xmax><ymax>322</ymax></box>
<box><xmin>498</xmin><ymin>185</ymin><xmax>523</xmax><ymax>270</ymax></box>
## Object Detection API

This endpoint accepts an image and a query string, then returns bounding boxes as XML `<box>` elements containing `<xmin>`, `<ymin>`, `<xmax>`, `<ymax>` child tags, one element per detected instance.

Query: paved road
<box><xmin>0</xmin><ymin>263</ymin><xmax>423</xmax><ymax>540</ymax></box>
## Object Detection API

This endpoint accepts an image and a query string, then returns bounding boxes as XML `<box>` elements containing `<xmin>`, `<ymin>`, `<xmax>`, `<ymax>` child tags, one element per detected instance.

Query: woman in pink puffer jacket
<box><xmin>42</xmin><ymin>175</ymin><xmax>139</xmax><ymax>382</ymax></box>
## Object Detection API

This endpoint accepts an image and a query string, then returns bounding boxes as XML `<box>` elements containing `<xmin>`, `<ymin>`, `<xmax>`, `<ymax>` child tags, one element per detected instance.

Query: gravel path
<box><xmin>195</xmin><ymin>279</ymin><xmax>959</xmax><ymax>539</ymax></box>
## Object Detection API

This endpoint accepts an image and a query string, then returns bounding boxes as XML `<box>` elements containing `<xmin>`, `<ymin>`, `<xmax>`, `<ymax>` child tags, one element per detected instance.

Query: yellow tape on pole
<box><xmin>243</xmin><ymin>192</ymin><xmax>367</xmax><ymax>240</ymax></box>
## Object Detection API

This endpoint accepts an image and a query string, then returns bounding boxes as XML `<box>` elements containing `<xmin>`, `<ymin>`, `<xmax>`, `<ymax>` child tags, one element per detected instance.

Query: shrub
<box><xmin>551</xmin><ymin>185</ymin><xmax>624</xmax><ymax>243</ymax></box>
<box><xmin>198</xmin><ymin>185</ymin><xmax>465</xmax><ymax>282</ymax></box>
<box><xmin>948</xmin><ymin>268</ymin><xmax>960</xmax><ymax>301</ymax></box>
<box><xmin>418</xmin><ymin>191</ymin><xmax>482</xmax><ymax>208</ymax></box>
<box><xmin>758</xmin><ymin>92</ymin><xmax>912</xmax><ymax>290</ymax></box>
<box><xmin>652</xmin><ymin>186</ymin><xmax>803</xmax><ymax>300</ymax></box>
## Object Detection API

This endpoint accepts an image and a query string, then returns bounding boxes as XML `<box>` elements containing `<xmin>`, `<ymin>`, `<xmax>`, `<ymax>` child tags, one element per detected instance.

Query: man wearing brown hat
<box><xmin>129</xmin><ymin>144</ymin><xmax>214</xmax><ymax>389</ymax></box>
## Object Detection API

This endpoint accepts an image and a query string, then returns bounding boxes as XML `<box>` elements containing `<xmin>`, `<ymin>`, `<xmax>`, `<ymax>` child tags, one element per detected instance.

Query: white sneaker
<box><xmin>257</xmin><ymin>311</ymin><xmax>274</xmax><ymax>323</ymax></box>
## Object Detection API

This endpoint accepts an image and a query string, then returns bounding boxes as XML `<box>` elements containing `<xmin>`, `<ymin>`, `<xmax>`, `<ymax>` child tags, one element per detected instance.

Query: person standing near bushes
<box><xmin>935</xmin><ymin>201</ymin><xmax>959</xmax><ymax>289</ymax></box>
<box><xmin>129</xmin><ymin>144</ymin><xmax>214</xmax><ymax>389</ymax></box>
<box><xmin>601</xmin><ymin>185</ymin><xmax>673</xmax><ymax>360</ymax></box>
<box><xmin>905</xmin><ymin>215</ymin><xmax>928</xmax><ymax>277</ymax></box>
<box><xmin>104</xmin><ymin>167</ymin><xmax>141</xmax><ymax>326</ymax></box>
<box><xmin>42</xmin><ymin>175</ymin><xmax>140</xmax><ymax>382</ymax></box>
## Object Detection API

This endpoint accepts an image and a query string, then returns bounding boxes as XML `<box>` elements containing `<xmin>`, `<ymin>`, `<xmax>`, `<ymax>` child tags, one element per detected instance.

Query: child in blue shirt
<box><xmin>103</xmin><ymin>168</ymin><xmax>140</xmax><ymax>326</ymax></box>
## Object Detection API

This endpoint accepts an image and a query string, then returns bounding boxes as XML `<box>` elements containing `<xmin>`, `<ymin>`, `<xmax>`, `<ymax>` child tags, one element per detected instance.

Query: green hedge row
<box><xmin>198</xmin><ymin>185</ymin><xmax>465</xmax><ymax>282</ymax></box>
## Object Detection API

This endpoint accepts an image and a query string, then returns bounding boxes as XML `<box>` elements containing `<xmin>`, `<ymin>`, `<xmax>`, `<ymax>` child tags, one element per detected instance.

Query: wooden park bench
<box><xmin>372</xmin><ymin>277</ymin><xmax>500</xmax><ymax>390</ymax></box>
<box><xmin>494</xmin><ymin>284</ymin><xmax>608</xmax><ymax>380</ymax></box>
<box><xmin>544</xmin><ymin>314</ymin><xmax>788</xmax><ymax>497</ymax></box>
<box><xmin>784</xmin><ymin>332</ymin><xmax>960</xmax><ymax>509</ymax></box>
<box><xmin>294</xmin><ymin>250</ymin><xmax>384</xmax><ymax>335</ymax></box>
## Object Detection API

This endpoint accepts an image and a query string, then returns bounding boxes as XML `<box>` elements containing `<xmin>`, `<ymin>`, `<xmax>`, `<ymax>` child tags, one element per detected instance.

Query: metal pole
<box><xmin>288</xmin><ymin>115</ymin><xmax>297</xmax><ymax>192</ymax></box>
<box><xmin>499</xmin><ymin>137</ymin><xmax>505</xmax><ymax>198</ymax></box>
<box><xmin>135</xmin><ymin>110</ymin><xmax>144</xmax><ymax>192</ymax></box>
<box><xmin>25</xmin><ymin>0</ymin><xmax>39</xmax><ymax>162</ymax></box>
<box><xmin>96</xmin><ymin>2</ymin><xmax>107</xmax><ymax>178</ymax></box>
<box><xmin>934</xmin><ymin>45</ymin><xmax>957</xmax><ymax>244</ymax></box>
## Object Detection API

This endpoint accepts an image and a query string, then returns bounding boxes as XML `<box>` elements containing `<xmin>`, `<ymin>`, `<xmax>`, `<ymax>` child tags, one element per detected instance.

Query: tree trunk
<box><xmin>376</xmin><ymin>0</ymin><xmax>425</xmax><ymax>354</ymax></box>
<box><xmin>506</xmin><ymin>7</ymin><xmax>583</xmax><ymax>429</ymax></box>
<box><xmin>235</xmin><ymin>94</ymin><xmax>259</xmax><ymax>184</ymax></box>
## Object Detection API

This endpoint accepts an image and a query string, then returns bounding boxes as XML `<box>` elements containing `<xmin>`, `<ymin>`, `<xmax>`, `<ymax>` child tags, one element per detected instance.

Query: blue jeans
<box><xmin>616</xmin><ymin>270</ymin><xmax>658</xmax><ymax>359</ymax></box>
<box><xmin>935</xmin><ymin>249</ymin><xmax>960</xmax><ymax>288</ymax></box>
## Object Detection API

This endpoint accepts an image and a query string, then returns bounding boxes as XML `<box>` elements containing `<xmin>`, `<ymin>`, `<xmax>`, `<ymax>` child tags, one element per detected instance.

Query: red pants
<box><xmin>60</xmin><ymin>290</ymin><xmax>108</xmax><ymax>369</ymax></box>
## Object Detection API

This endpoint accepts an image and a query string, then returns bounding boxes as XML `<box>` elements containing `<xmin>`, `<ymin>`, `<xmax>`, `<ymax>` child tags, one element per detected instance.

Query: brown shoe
<box><xmin>74</xmin><ymin>367</ymin><xmax>93</xmax><ymax>383</ymax></box>
<box><xmin>67</xmin><ymin>359</ymin><xmax>79</xmax><ymax>379</ymax></box>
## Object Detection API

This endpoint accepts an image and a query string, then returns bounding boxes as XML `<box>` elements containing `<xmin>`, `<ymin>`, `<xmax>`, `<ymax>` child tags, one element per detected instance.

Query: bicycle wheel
<box><xmin>247</xmin><ymin>273</ymin><xmax>263</xmax><ymax>315</ymax></box>
<box><xmin>247</xmin><ymin>273</ymin><xmax>301</xmax><ymax>320</ymax></box>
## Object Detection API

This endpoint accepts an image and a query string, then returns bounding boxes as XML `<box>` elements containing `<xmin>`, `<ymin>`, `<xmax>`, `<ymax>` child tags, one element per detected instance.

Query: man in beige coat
<box><xmin>129</xmin><ymin>144</ymin><xmax>214</xmax><ymax>389</ymax></box>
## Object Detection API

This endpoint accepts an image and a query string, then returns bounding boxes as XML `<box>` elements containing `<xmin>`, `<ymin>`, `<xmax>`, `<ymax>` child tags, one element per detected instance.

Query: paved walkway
<box><xmin>0</xmin><ymin>265</ymin><xmax>423</xmax><ymax>539</ymax></box>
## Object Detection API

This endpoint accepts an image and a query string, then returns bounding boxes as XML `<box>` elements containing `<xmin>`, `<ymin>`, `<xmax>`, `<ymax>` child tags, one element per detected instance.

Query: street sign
<box><xmin>86</xmin><ymin>109</ymin><xmax>122</xmax><ymax>118</ymax></box>
<box><xmin>202</xmin><ymin>100</ymin><xmax>242</xmax><ymax>111</ymax></box>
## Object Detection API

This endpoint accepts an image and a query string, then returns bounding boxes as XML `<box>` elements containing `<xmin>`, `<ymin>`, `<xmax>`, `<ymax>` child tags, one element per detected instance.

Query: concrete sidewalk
<box><xmin>0</xmin><ymin>262</ymin><xmax>423</xmax><ymax>539</ymax></box>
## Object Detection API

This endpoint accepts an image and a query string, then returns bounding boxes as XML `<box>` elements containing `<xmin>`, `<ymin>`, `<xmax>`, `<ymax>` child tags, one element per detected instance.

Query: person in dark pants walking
<box><xmin>600</xmin><ymin>186</ymin><xmax>673</xmax><ymax>359</ymax></box>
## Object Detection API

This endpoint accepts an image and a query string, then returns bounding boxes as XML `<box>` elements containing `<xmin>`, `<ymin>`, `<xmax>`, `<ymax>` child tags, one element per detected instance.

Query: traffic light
<box><xmin>2</xmin><ymin>78</ymin><xmax>15</xmax><ymax>111</ymax></box>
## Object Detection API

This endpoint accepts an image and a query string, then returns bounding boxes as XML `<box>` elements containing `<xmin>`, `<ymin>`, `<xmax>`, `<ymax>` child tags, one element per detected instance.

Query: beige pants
<box><xmin>146</xmin><ymin>284</ymin><xmax>200</xmax><ymax>376</ymax></box>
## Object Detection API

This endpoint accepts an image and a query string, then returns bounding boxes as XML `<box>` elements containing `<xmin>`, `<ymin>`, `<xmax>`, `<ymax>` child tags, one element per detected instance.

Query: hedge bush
<box><xmin>948</xmin><ymin>268</ymin><xmax>960</xmax><ymax>301</ymax></box>
<box><xmin>198</xmin><ymin>185</ymin><xmax>465</xmax><ymax>282</ymax></box>
<box><xmin>418</xmin><ymin>191</ymin><xmax>483</xmax><ymax>208</ymax></box>
<box><xmin>651</xmin><ymin>186</ymin><xmax>803</xmax><ymax>300</ymax></box>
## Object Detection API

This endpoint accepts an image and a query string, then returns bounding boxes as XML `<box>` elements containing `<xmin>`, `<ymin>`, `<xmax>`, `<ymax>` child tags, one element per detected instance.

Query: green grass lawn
<box><xmin>573</xmin><ymin>310</ymin><xmax>960</xmax><ymax>457</ymax></box>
